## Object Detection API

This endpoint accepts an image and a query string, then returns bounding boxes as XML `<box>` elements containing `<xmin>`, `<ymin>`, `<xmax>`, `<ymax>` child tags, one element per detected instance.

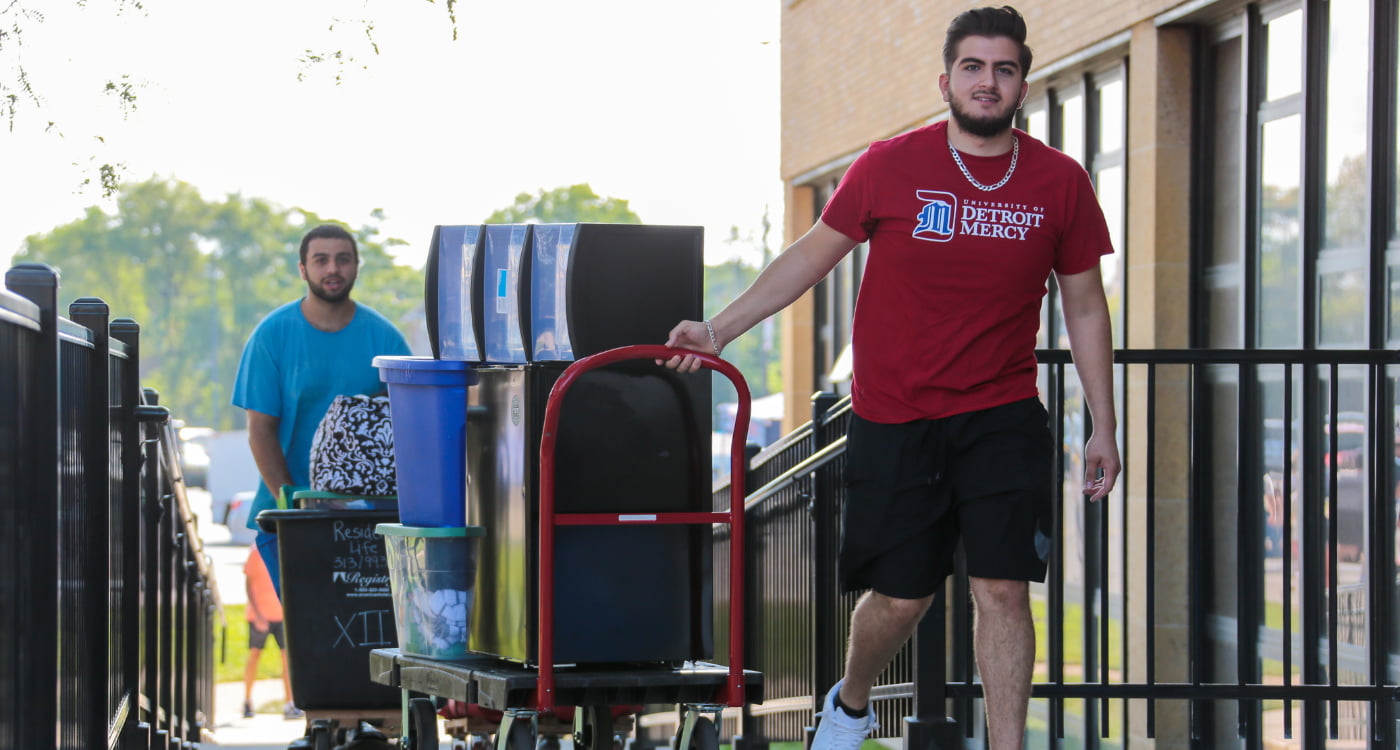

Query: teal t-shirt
<box><xmin>231</xmin><ymin>299</ymin><xmax>412</xmax><ymax>528</ymax></box>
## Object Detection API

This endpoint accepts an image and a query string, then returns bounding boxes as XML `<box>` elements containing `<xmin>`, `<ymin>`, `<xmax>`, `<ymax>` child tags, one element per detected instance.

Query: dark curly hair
<box><xmin>943</xmin><ymin>6</ymin><xmax>1033</xmax><ymax>77</ymax></box>
<box><xmin>298</xmin><ymin>223</ymin><xmax>358</xmax><ymax>265</ymax></box>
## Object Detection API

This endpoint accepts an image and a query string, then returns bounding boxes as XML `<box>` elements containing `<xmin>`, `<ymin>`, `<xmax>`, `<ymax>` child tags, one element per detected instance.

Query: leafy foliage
<box><xmin>705</xmin><ymin>258</ymin><xmax>781</xmax><ymax>398</ymax></box>
<box><xmin>16</xmin><ymin>176</ymin><xmax>782</xmax><ymax>442</ymax></box>
<box><xmin>16</xmin><ymin>177</ymin><xmax>422</xmax><ymax>430</ymax></box>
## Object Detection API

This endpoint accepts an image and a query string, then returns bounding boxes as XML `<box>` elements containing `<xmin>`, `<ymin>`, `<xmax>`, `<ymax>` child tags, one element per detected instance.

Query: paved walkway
<box><xmin>204</xmin><ymin>678</ymin><xmax>307</xmax><ymax>749</ymax></box>
<box><xmin>197</xmin><ymin>492</ymin><xmax>305</xmax><ymax>748</ymax></box>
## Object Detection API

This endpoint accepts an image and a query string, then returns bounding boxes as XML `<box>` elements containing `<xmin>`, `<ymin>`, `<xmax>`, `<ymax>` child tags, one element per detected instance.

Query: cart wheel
<box><xmin>578</xmin><ymin>705</ymin><xmax>615</xmax><ymax>750</ymax></box>
<box><xmin>309</xmin><ymin>724</ymin><xmax>333</xmax><ymax>750</ymax></box>
<box><xmin>408</xmin><ymin>698</ymin><xmax>440</xmax><ymax>750</ymax></box>
<box><xmin>504</xmin><ymin>720</ymin><xmax>535</xmax><ymax>750</ymax></box>
<box><xmin>681</xmin><ymin>718</ymin><xmax>718</xmax><ymax>750</ymax></box>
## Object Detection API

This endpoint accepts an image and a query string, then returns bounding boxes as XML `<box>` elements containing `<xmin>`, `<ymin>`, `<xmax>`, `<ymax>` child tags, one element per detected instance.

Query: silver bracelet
<box><xmin>704</xmin><ymin>319</ymin><xmax>721</xmax><ymax>356</ymax></box>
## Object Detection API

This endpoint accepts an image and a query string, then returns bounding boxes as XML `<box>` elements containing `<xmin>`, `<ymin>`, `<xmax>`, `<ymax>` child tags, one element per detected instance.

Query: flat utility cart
<box><xmin>368</xmin><ymin>346</ymin><xmax>764</xmax><ymax>750</ymax></box>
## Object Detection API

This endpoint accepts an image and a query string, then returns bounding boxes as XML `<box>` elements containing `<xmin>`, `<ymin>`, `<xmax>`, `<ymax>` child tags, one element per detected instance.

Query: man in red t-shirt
<box><xmin>665</xmin><ymin>7</ymin><xmax>1120</xmax><ymax>749</ymax></box>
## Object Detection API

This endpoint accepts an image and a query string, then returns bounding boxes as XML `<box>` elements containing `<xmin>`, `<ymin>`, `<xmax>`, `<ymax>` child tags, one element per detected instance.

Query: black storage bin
<box><xmin>466</xmin><ymin>362</ymin><xmax>712</xmax><ymax>665</ymax></box>
<box><xmin>257</xmin><ymin>508</ymin><xmax>401</xmax><ymax>709</ymax></box>
<box><xmin>426</xmin><ymin>223</ymin><xmax>704</xmax><ymax>363</ymax></box>
<box><xmin>523</xmin><ymin>223</ymin><xmax>703</xmax><ymax>361</ymax></box>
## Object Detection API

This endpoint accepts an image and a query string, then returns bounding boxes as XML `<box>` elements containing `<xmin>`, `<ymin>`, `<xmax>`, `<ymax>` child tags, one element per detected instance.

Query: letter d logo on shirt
<box><xmin>913</xmin><ymin>190</ymin><xmax>957</xmax><ymax>242</ymax></box>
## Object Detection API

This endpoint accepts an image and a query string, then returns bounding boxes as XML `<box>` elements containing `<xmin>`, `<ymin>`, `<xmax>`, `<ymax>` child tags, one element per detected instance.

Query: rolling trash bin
<box><xmin>257</xmin><ymin>507</ymin><xmax>401</xmax><ymax>710</ymax></box>
<box><xmin>372</xmin><ymin>355</ymin><xmax>477</xmax><ymax>528</ymax></box>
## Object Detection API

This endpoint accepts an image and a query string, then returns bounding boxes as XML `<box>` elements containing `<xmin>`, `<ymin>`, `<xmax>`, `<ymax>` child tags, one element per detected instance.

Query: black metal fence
<box><xmin>0</xmin><ymin>263</ymin><xmax>221</xmax><ymax>750</ymax></box>
<box><xmin>638</xmin><ymin>348</ymin><xmax>1400</xmax><ymax>749</ymax></box>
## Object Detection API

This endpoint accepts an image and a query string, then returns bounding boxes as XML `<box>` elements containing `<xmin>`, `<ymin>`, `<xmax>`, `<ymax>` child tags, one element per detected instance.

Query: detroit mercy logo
<box><xmin>913</xmin><ymin>190</ymin><xmax>957</xmax><ymax>242</ymax></box>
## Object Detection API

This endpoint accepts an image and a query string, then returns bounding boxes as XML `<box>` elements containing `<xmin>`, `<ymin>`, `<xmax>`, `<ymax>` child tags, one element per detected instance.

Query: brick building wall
<box><xmin>779</xmin><ymin>0</ymin><xmax>1191</xmax><ymax>182</ymax></box>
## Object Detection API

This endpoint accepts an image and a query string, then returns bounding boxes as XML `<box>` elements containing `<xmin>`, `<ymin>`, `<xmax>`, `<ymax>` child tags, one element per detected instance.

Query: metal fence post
<box><xmin>806</xmin><ymin>391</ymin><xmax>840</xmax><ymax>749</ymax></box>
<box><xmin>733</xmin><ymin>442</ymin><xmax>768</xmax><ymax>750</ymax></box>
<box><xmin>70</xmin><ymin>297</ymin><xmax>113</xmax><ymax>750</ymax></box>
<box><xmin>140</xmin><ymin>387</ymin><xmax>173</xmax><ymax>748</ymax></box>
<box><xmin>903</xmin><ymin>590</ymin><xmax>960</xmax><ymax>750</ymax></box>
<box><xmin>5</xmin><ymin>263</ymin><xmax>61</xmax><ymax>750</ymax></box>
<box><xmin>111</xmin><ymin>317</ymin><xmax>145</xmax><ymax>750</ymax></box>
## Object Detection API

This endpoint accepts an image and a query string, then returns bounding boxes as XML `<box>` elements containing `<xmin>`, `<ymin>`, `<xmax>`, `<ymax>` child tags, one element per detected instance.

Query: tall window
<box><xmin>1195</xmin><ymin>0</ymin><xmax>1395</xmax><ymax>742</ymax></box>
<box><xmin>809</xmin><ymin>179</ymin><xmax>865</xmax><ymax>396</ymax></box>
<box><xmin>1319</xmin><ymin>0</ymin><xmax>1370</xmax><ymax>346</ymax></box>
<box><xmin>1022</xmin><ymin>63</ymin><xmax>1129</xmax><ymax>350</ymax></box>
<box><xmin>1202</xmin><ymin>1</ymin><xmax>1379</xmax><ymax>351</ymax></box>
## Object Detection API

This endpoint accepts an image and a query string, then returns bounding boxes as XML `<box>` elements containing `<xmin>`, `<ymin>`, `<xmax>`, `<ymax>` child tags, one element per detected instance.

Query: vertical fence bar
<box><xmin>70</xmin><ymin>298</ymin><xmax>113</xmax><ymax>750</ymax></box>
<box><xmin>1083</xmin><ymin>391</ymin><xmax>1101</xmax><ymax>746</ymax></box>
<box><xmin>1366</xmin><ymin>365</ymin><xmax>1393</xmax><ymax>750</ymax></box>
<box><xmin>1146</xmin><ymin>363</ymin><xmax>1158</xmax><ymax>738</ymax></box>
<box><xmin>1188</xmin><ymin>361</ymin><xmax>1205</xmax><ymax>745</ymax></box>
<box><xmin>0</xmin><ymin>274</ymin><xmax>38</xmax><ymax>750</ymax></box>
<box><xmin>1282</xmin><ymin>365</ymin><xmax>1295</xmax><ymax>739</ymax></box>
<box><xmin>1301</xmin><ymin>363</ymin><xmax>1325</xmax><ymax>748</ymax></box>
<box><xmin>906</xmin><ymin>587</ymin><xmax>960</xmax><ymax>750</ymax></box>
<box><xmin>1327</xmin><ymin>365</ymin><xmax>1340</xmax><ymax>738</ymax></box>
<box><xmin>1050</xmin><ymin>360</ymin><xmax>1066</xmax><ymax>743</ymax></box>
<box><xmin>1237</xmin><ymin>360</ymin><xmax>1260</xmax><ymax>748</ymax></box>
<box><xmin>112</xmin><ymin>319</ymin><xmax>146</xmax><ymax>750</ymax></box>
<box><xmin>735</xmin><ymin>443</ymin><xmax>765</xmax><ymax>750</ymax></box>
<box><xmin>807</xmin><ymin>392</ymin><xmax>840</xmax><ymax>749</ymax></box>
<box><xmin>1100</xmin><ymin>392</ymin><xmax>1112</xmax><ymax>739</ymax></box>
<box><xmin>6</xmin><ymin>264</ymin><xmax>61</xmax><ymax>750</ymax></box>
<box><xmin>137</xmin><ymin>392</ymin><xmax>169</xmax><ymax>746</ymax></box>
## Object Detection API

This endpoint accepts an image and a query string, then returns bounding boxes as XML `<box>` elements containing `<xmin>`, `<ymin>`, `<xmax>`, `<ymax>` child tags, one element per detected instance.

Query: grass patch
<box><xmin>214</xmin><ymin>603</ymin><xmax>289</xmax><ymax>684</ymax></box>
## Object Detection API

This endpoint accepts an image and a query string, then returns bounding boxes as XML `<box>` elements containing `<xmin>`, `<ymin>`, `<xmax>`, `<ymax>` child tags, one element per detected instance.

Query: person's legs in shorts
<box><xmin>817</xmin><ymin>415</ymin><xmax>954</xmax><ymax>750</ymax></box>
<box><xmin>949</xmin><ymin>398</ymin><xmax>1053</xmax><ymax>750</ymax></box>
<box><xmin>264</xmin><ymin>621</ymin><xmax>300</xmax><ymax>716</ymax></box>
<box><xmin>244</xmin><ymin>622</ymin><xmax>271</xmax><ymax>716</ymax></box>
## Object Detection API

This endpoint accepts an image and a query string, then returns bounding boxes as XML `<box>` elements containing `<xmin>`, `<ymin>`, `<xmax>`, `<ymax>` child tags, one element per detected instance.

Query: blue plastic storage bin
<box><xmin>373</xmin><ymin>356</ymin><xmax>477</xmax><ymax>527</ymax></box>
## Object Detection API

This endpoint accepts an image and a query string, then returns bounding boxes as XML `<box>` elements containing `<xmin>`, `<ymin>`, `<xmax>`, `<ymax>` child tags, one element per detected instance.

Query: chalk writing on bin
<box><xmin>332</xmin><ymin>609</ymin><xmax>394</xmax><ymax>648</ymax></box>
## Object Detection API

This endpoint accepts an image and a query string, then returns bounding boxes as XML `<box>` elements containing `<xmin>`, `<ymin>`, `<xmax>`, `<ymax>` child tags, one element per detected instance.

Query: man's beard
<box><xmin>307</xmin><ymin>276</ymin><xmax>354</xmax><ymax>303</ymax></box>
<box><xmin>948</xmin><ymin>95</ymin><xmax>1018</xmax><ymax>139</ymax></box>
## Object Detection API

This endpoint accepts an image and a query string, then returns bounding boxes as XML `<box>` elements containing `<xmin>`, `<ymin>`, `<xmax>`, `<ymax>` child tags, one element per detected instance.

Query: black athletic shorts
<box><xmin>248</xmin><ymin>620</ymin><xmax>286</xmax><ymax>650</ymax></box>
<box><xmin>839</xmin><ymin>397</ymin><xmax>1054</xmax><ymax>598</ymax></box>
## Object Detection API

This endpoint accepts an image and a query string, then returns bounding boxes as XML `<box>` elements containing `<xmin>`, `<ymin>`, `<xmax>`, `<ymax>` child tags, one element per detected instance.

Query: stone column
<box><xmin>1125</xmin><ymin>19</ymin><xmax>1195</xmax><ymax>750</ymax></box>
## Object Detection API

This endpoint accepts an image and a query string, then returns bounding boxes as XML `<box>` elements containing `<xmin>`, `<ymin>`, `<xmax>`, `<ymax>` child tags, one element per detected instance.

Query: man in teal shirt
<box><xmin>231</xmin><ymin>223</ymin><xmax>411</xmax><ymax>594</ymax></box>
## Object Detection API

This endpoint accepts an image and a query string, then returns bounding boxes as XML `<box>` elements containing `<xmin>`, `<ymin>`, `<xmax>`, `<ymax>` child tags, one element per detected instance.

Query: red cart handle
<box><xmin>536</xmin><ymin>345</ymin><xmax>751</xmax><ymax>712</ymax></box>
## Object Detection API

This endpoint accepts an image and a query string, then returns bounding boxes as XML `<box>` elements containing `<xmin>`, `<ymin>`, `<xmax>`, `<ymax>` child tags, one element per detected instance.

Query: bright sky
<box><xmin>0</xmin><ymin>0</ymin><xmax>783</xmax><ymax>270</ymax></box>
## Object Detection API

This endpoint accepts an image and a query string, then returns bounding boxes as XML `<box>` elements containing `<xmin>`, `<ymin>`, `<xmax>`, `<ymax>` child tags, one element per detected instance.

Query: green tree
<box><xmin>17</xmin><ymin>177</ymin><xmax>421</xmax><ymax>430</ymax></box>
<box><xmin>703</xmin><ymin>212</ymin><xmax>782</xmax><ymax>436</ymax></box>
<box><xmin>484</xmin><ymin>184</ymin><xmax>641</xmax><ymax>224</ymax></box>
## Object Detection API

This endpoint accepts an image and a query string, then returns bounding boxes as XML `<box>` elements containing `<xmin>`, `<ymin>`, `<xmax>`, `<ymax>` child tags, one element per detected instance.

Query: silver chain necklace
<box><xmin>948</xmin><ymin>135</ymin><xmax>1019</xmax><ymax>191</ymax></box>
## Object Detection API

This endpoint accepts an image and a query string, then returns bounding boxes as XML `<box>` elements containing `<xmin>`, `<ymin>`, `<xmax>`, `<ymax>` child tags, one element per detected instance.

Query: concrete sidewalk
<box><xmin>204</xmin><ymin>679</ymin><xmax>307</xmax><ymax>749</ymax></box>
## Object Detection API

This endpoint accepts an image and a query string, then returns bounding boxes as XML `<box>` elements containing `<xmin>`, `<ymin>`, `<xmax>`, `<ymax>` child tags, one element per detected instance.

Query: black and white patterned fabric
<box><xmin>308</xmin><ymin>394</ymin><xmax>397</xmax><ymax>496</ymax></box>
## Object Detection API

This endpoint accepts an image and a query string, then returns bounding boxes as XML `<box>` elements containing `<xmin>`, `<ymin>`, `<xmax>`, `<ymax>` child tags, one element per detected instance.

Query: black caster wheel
<box><xmin>578</xmin><ymin>705</ymin><xmax>615</xmax><ymax>750</ymax></box>
<box><xmin>676</xmin><ymin>717</ymin><xmax>717</xmax><ymax>750</ymax></box>
<box><xmin>309</xmin><ymin>723</ymin><xmax>333</xmax><ymax>750</ymax></box>
<box><xmin>406</xmin><ymin>697</ymin><xmax>440</xmax><ymax>750</ymax></box>
<box><xmin>497</xmin><ymin>720</ymin><xmax>534</xmax><ymax>750</ymax></box>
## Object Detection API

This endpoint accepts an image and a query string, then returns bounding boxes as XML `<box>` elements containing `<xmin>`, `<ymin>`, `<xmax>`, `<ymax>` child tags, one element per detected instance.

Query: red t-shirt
<box><xmin>821</xmin><ymin>121</ymin><xmax>1113</xmax><ymax>423</ymax></box>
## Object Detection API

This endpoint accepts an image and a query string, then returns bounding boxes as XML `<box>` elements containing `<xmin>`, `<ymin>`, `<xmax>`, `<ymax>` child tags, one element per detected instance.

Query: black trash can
<box><xmin>257</xmin><ymin>508</ymin><xmax>401</xmax><ymax>710</ymax></box>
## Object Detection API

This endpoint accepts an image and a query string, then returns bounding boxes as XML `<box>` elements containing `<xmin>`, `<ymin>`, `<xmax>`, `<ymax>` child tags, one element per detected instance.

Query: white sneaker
<box><xmin>812</xmin><ymin>680</ymin><xmax>877</xmax><ymax>750</ymax></box>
